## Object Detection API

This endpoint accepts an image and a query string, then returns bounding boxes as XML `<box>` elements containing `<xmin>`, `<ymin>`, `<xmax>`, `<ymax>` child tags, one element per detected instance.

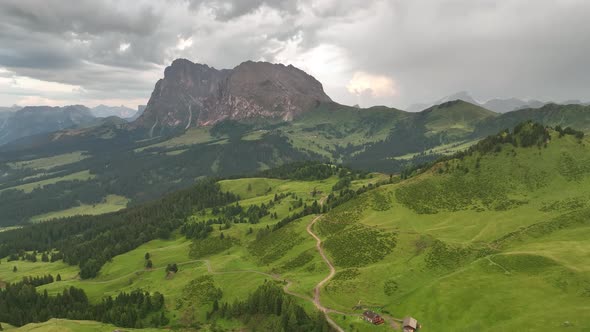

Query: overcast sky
<box><xmin>0</xmin><ymin>0</ymin><xmax>589</xmax><ymax>110</ymax></box>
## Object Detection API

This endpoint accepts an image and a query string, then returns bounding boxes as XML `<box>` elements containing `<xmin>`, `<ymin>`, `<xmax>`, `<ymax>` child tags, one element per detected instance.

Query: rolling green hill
<box><xmin>475</xmin><ymin>103</ymin><xmax>590</xmax><ymax>136</ymax></box>
<box><xmin>1</xmin><ymin>123</ymin><xmax>590</xmax><ymax>331</ymax></box>
<box><xmin>1</xmin><ymin>102</ymin><xmax>590</xmax><ymax>227</ymax></box>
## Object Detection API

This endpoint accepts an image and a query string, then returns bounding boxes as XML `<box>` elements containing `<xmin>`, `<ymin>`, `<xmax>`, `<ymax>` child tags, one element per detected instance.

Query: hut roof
<box><xmin>363</xmin><ymin>310</ymin><xmax>380</xmax><ymax>319</ymax></box>
<box><xmin>403</xmin><ymin>317</ymin><xmax>418</xmax><ymax>328</ymax></box>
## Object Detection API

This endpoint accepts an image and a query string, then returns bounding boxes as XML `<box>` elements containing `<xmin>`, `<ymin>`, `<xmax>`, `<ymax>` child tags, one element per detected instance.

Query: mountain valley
<box><xmin>1</xmin><ymin>60</ymin><xmax>590</xmax><ymax>332</ymax></box>
<box><xmin>1</xmin><ymin>123</ymin><xmax>590</xmax><ymax>331</ymax></box>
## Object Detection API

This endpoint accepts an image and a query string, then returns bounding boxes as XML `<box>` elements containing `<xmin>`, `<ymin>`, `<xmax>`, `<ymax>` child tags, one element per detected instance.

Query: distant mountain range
<box><xmin>2</xmin><ymin>59</ymin><xmax>590</xmax><ymax>222</ymax></box>
<box><xmin>0</xmin><ymin>105</ymin><xmax>96</xmax><ymax>146</ymax></box>
<box><xmin>0</xmin><ymin>104</ymin><xmax>147</xmax><ymax>146</ymax></box>
<box><xmin>0</xmin><ymin>105</ymin><xmax>22</xmax><ymax>113</ymax></box>
<box><xmin>406</xmin><ymin>91</ymin><xmax>588</xmax><ymax>113</ymax></box>
<box><xmin>90</xmin><ymin>105</ymin><xmax>138</xmax><ymax>119</ymax></box>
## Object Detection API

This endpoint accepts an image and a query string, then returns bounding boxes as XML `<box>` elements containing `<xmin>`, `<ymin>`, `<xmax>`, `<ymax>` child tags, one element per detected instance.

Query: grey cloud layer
<box><xmin>0</xmin><ymin>0</ymin><xmax>589</xmax><ymax>108</ymax></box>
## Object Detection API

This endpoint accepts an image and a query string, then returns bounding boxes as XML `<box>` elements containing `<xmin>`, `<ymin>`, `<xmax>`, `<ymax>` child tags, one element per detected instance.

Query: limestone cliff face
<box><xmin>134</xmin><ymin>59</ymin><xmax>331</xmax><ymax>133</ymax></box>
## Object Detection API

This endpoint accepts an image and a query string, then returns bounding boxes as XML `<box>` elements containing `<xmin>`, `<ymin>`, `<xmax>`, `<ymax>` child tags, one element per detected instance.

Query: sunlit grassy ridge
<box><xmin>317</xmin><ymin>129</ymin><xmax>590</xmax><ymax>331</ymax></box>
<box><xmin>6</xmin><ymin>151</ymin><xmax>88</xmax><ymax>171</ymax></box>
<box><xmin>30</xmin><ymin>195</ymin><xmax>129</xmax><ymax>222</ymax></box>
<box><xmin>4</xmin><ymin>319</ymin><xmax>165</xmax><ymax>331</ymax></box>
<box><xmin>1</xmin><ymin>170</ymin><xmax>95</xmax><ymax>194</ymax></box>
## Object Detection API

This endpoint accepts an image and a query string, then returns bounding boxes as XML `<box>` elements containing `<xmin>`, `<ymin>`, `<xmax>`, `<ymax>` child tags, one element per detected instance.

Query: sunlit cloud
<box><xmin>118</xmin><ymin>42</ymin><xmax>131</xmax><ymax>52</ymax></box>
<box><xmin>346</xmin><ymin>71</ymin><xmax>396</xmax><ymax>97</ymax></box>
<box><xmin>0</xmin><ymin>68</ymin><xmax>81</xmax><ymax>93</ymax></box>
<box><xmin>176</xmin><ymin>37</ymin><xmax>193</xmax><ymax>51</ymax></box>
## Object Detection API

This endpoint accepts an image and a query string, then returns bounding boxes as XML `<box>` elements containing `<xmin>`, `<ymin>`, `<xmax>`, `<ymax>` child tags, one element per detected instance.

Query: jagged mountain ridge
<box><xmin>135</xmin><ymin>59</ymin><xmax>332</xmax><ymax>134</ymax></box>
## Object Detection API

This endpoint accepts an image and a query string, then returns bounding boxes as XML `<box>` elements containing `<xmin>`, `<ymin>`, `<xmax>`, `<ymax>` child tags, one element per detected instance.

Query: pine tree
<box><xmin>12</xmin><ymin>266</ymin><xmax>17</xmax><ymax>272</ymax></box>
<box><xmin>146</xmin><ymin>259</ymin><xmax>153</xmax><ymax>269</ymax></box>
<box><xmin>56</xmin><ymin>274</ymin><xmax>62</xmax><ymax>281</ymax></box>
<box><xmin>145</xmin><ymin>252</ymin><xmax>150</xmax><ymax>260</ymax></box>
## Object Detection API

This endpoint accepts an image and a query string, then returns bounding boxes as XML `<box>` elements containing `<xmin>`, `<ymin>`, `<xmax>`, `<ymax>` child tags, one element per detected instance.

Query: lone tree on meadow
<box><xmin>12</xmin><ymin>266</ymin><xmax>17</xmax><ymax>273</ymax></box>
<box><xmin>56</xmin><ymin>274</ymin><xmax>62</xmax><ymax>281</ymax></box>
<box><xmin>146</xmin><ymin>259</ymin><xmax>153</xmax><ymax>269</ymax></box>
<box><xmin>166</xmin><ymin>263</ymin><xmax>178</xmax><ymax>273</ymax></box>
<box><xmin>145</xmin><ymin>252</ymin><xmax>150</xmax><ymax>260</ymax></box>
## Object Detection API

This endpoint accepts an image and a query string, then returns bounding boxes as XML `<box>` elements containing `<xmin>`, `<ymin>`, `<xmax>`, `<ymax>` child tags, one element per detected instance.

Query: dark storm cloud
<box><xmin>0</xmin><ymin>0</ymin><xmax>160</xmax><ymax>35</ymax></box>
<box><xmin>0</xmin><ymin>0</ymin><xmax>589</xmax><ymax>108</ymax></box>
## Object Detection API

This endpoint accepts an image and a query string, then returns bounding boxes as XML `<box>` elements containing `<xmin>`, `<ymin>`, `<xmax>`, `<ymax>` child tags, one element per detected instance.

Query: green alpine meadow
<box><xmin>2</xmin><ymin>1</ymin><xmax>590</xmax><ymax>331</ymax></box>
<box><xmin>2</xmin><ymin>122</ymin><xmax>590</xmax><ymax>331</ymax></box>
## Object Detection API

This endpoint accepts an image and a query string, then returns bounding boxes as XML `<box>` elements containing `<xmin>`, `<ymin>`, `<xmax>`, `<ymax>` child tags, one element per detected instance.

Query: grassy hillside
<box><xmin>2</xmin><ymin>126</ymin><xmax>590</xmax><ymax>331</ymax></box>
<box><xmin>1</xmin><ymin>171</ymin><xmax>384</xmax><ymax>331</ymax></box>
<box><xmin>3</xmin><ymin>319</ymin><xmax>166</xmax><ymax>332</ymax></box>
<box><xmin>29</xmin><ymin>194</ymin><xmax>129</xmax><ymax>222</ymax></box>
<box><xmin>3</xmin><ymin>102</ymin><xmax>589</xmax><ymax>227</ymax></box>
<box><xmin>317</xmin><ymin>126</ymin><xmax>590</xmax><ymax>331</ymax></box>
<box><xmin>475</xmin><ymin>103</ymin><xmax>590</xmax><ymax>136</ymax></box>
<box><xmin>344</xmin><ymin>100</ymin><xmax>496</xmax><ymax>172</ymax></box>
<box><xmin>422</xmin><ymin>100</ymin><xmax>497</xmax><ymax>135</ymax></box>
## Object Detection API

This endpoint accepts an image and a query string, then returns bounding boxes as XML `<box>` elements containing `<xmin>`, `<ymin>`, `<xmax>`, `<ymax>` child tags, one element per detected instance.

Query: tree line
<box><xmin>400</xmin><ymin>122</ymin><xmax>583</xmax><ymax>180</ymax></box>
<box><xmin>210</xmin><ymin>281</ymin><xmax>332</xmax><ymax>332</ymax></box>
<box><xmin>0</xmin><ymin>179</ymin><xmax>238</xmax><ymax>279</ymax></box>
<box><xmin>0</xmin><ymin>282</ymin><xmax>166</xmax><ymax>328</ymax></box>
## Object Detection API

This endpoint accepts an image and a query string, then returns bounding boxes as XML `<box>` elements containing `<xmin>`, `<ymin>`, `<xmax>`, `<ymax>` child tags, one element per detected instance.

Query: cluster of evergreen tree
<box><xmin>0</xmin><ymin>180</ymin><xmax>238</xmax><ymax>279</ymax></box>
<box><xmin>212</xmin><ymin>201</ymin><xmax>271</xmax><ymax>224</ymax></box>
<box><xmin>0</xmin><ymin>283</ymin><xmax>166</xmax><ymax>328</ymax></box>
<box><xmin>272</xmin><ymin>200</ymin><xmax>323</xmax><ymax>230</ymax></box>
<box><xmin>211</xmin><ymin>281</ymin><xmax>332</xmax><ymax>332</ymax></box>
<box><xmin>555</xmin><ymin>125</ymin><xmax>584</xmax><ymax>139</ymax></box>
<box><xmin>182</xmin><ymin>193</ymin><xmax>292</xmax><ymax>240</ymax></box>
<box><xmin>0</xmin><ymin>178</ymin><xmax>108</xmax><ymax>226</ymax></box>
<box><xmin>6</xmin><ymin>250</ymin><xmax>61</xmax><ymax>263</ymax></box>
<box><xmin>257</xmin><ymin>161</ymin><xmax>338</xmax><ymax>180</ymax></box>
<box><xmin>400</xmin><ymin>122</ymin><xmax>587</xmax><ymax>181</ymax></box>
<box><xmin>19</xmin><ymin>274</ymin><xmax>55</xmax><ymax>287</ymax></box>
<box><xmin>465</xmin><ymin>121</ymin><xmax>552</xmax><ymax>156</ymax></box>
<box><xmin>272</xmin><ymin>178</ymin><xmax>390</xmax><ymax>232</ymax></box>
<box><xmin>513</xmin><ymin>121</ymin><xmax>551</xmax><ymax>147</ymax></box>
<box><xmin>181</xmin><ymin>221</ymin><xmax>214</xmax><ymax>240</ymax></box>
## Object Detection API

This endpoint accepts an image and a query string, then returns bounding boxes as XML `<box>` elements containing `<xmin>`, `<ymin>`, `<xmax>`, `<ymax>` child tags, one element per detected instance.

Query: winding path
<box><xmin>71</xmin><ymin>204</ymin><xmax>354</xmax><ymax>331</ymax></box>
<box><xmin>307</xmin><ymin>215</ymin><xmax>346</xmax><ymax>332</ymax></box>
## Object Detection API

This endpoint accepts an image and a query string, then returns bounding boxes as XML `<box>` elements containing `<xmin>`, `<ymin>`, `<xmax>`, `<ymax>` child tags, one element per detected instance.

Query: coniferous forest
<box><xmin>0</xmin><ymin>281</ymin><xmax>166</xmax><ymax>328</ymax></box>
<box><xmin>0</xmin><ymin>179</ymin><xmax>238</xmax><ymax>278</ymax></box>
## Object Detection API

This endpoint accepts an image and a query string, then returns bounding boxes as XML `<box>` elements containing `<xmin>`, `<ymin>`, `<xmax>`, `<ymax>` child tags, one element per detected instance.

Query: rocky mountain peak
<box><xmin>134</xmin><ymin>59</ymin><xmax>331</xmax><ymax>134</ymax></box>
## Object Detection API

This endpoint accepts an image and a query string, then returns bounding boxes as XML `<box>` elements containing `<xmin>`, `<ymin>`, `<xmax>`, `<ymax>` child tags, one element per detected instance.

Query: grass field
<box><xmin>392</xmin><ymin>139</ymin><xmax>479</xmax><ymax>161</ymax></box>
<box><xmin>6</xmin><ymin>151</ymin><xmax>88</xmax><ymax>171</ymax></box>
<box><xmin>4</xmin><ymin>133</ymin><xmax>590</xmax><ymax>331</ymax></box>
<box><xmin>30</xmin><ymin>194</ymin><xmax>129</xmax><ymax>222</ymax></box>
<box><xmin>134</xmin><ymin>127</ymin><xmax>216</xmax><ymax>152</ymax></box>
<box><xmin>3</xmin><ymin>319</ymin><xmax>166</xmax><ymax>331</ymax></box>
<box><xmin>2</xmin><ymin>176</ymin><xmax>368</xmax><ymax>330</ymax></box>
<box><xmin>1</xmin><ymin>170</ymin><xmax>95</xmax><ymax>193</ymax></box>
